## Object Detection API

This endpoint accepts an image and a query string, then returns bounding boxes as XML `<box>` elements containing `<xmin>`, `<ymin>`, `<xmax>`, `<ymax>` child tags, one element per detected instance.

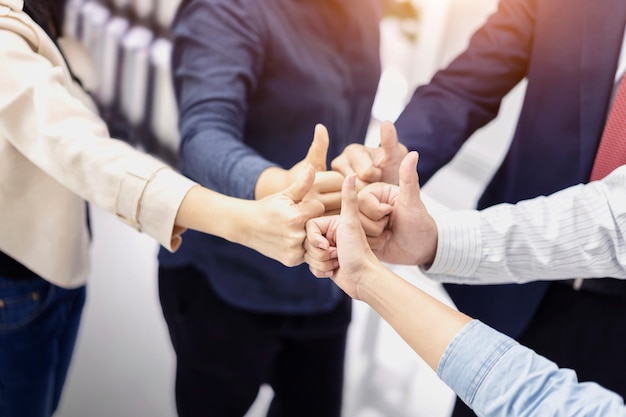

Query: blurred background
<box><xmin>54</xmin><ymin>0</ymin><xmax>526</xmax><ymax>415</ymax></box>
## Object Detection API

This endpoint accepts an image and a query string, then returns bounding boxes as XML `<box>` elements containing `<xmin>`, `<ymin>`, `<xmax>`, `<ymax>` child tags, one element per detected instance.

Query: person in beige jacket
<box><xmin>0</xmin><ymin>1</ymin><xmax>328</xmax><ymax>416</ymax></box>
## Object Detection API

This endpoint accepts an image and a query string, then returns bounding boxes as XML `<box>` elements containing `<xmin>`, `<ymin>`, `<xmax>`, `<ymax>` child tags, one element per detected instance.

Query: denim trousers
<box><xmin>0</xmin><ymin>275</ymin><xmax>86</xmax><ymax>417</ymax></box>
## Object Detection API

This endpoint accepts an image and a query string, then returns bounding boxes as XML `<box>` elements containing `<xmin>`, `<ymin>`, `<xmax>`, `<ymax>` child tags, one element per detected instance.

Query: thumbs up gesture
<box><xmin>304</xmin><ymin>174</ymin><xmax>379</xmax><ymax>299</ymax></box>
<box><xmin>247</xmin><ymin>164</ymin><xmax>326</xmax><ymax>266</ymax></box>
<box><xmin>331</xmin><ymin>121</ymin><xmax>408</xmax><ymax>188</ymax></box>
<box><xmin>304</xmin><ymin>151</ymin><xmax>438</xmax><ymax>276</ymax></box>
<box><xmin>356</xmin><ymin>151</ymin><xmax>438</xmax><ymax>266</ymax></box>
<box><xmin>256</xmin><ymin>124</ymin><xmax>344</xmax><ymax>214</ymax></box>
<box><xmin>294</xmin><ymin>124</ymin><xmax>345</xmax><ymax>214</ymax></box>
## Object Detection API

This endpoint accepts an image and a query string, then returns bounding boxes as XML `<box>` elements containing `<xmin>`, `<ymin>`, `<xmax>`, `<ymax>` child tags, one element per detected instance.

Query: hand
<box><xmin>360</xmin><ymin>151</ymin><xmax>438</xmax><ymax>266</ymax></box>
<box><xmin>246</xmin><ymin>165</ymin><xmax>325</xmax><ymax>267</ymax></box>
<box><xmin>256</xmin><ymin>124</ymin><xmax>344</xmax><ymax>214</ymax></box>
<box><xmin>305</xmin><ymin>174</ymin><xmax>382</xmax><ymax>300</ymax></box>
<box><xmin>331</xmin><ymin>120</ymin><xmax>408</xmax><ymax>187</ymax></box>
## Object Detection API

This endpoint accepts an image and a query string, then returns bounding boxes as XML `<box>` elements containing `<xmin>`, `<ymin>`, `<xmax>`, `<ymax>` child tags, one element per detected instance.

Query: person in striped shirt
<box><xmin>304</xmin><ymin>151</ymin><xmax>626</xmax><ymax>417</ymax></box>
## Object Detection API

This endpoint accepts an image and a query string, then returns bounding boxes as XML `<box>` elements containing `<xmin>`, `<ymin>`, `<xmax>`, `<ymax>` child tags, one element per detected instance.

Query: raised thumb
<box><xmin>283</xmin><ymin>163</ymin><xmax>315</xmax><ymax>203</ymax></box>
<box><xmin>305</xmin><ymin>124</ymin><xmax>330</xmax><ymax>171</ymax></box>
<box><xmin>340</xmin><ymin>174</ymin><xmax>360</xmax><ymax>222</ymax></box>
<box><xmin>398</xmin><ymin>151</ymin><xmax>420</xmax><ymax>206</ymax></box>
<box><xmin>379</xmin><ymin>120</ymin><xmax>400</xmax><ymax>157</ymax></box>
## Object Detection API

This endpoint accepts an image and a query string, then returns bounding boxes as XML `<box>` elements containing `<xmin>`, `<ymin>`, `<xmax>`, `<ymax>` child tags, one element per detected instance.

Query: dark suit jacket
<box><xmin>395</xmin><ymin>0</ymin><xmax>626</xmax><ymax>337</ymax></box>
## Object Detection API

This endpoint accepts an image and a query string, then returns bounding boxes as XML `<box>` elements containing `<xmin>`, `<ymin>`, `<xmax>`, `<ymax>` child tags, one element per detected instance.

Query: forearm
<box><xmin>360</xmin><ymin>262</ymin><xmax>471</xmax><ymax>370</ymax></box>
<box><xmin>173</xmin><ymin>0</ymin><xmax>272</xmax><ymax>200</ymax></box>
<box><xmin>395</xmin><ymin>0</ymin><xmax>533</xmax><ymax>184</ymax></box>
<box><xmin>175</xmin><ymin>185</ymin><xmax>252</xmax><ymax>245</ymax></box>
<box><xmin>179</xmin><ymin>125</ymin><xmax>274</xmax><ymax>199</ymax></box>
<box><xmin>255</xmin><ymin>166</ymin><xmax>289</xmax><ymax>199</ymax></box>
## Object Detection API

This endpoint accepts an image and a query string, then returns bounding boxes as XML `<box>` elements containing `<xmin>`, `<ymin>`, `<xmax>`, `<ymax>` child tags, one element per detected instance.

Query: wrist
<box><xmin>226</xmin><ymin>199</ymin><xmax>256</xmax><ymax>245</ymax></box>
<box><xmin>255</xmin><ymin>166</ymin><xmax>289</xmax><ymax>199</ymax></box>
<box><xmin>356</xmin><ymin>256</ymin><xmax>389</xmax><ymax>303</ymax></box>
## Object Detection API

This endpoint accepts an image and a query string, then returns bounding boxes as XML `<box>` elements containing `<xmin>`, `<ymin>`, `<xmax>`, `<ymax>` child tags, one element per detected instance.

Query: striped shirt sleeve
<box><xmin>423</xmin><ymin>165</ymin><xmax>626</xmax><ymax>284</ymax></box>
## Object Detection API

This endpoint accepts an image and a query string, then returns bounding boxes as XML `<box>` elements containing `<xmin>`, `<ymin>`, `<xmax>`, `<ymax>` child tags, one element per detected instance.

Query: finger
<box><xmin>331</xmin><ymin>145</ymin><xmax>381</xmax><ymax>183</ymax></box>
<box><xmin>357</xmin><ymin>184</ymin><xmax>393</xmax><ymax>237</ymax></box>
<box><xmin>378</xmin><ymin>120</ymin><xmax>400</xmax><ymax>161</ymax></box>
<box><xmin>360</xmin><ymin>213</ymin><xmax>389</xmax><ymax>237</ymax></box>
<box><xmin>340</xmin><ymin>174</ymin><xmax>361</xmax><ymax>227</ymax></box>
<box><xmin>307</xmin><ymin>170</ymin><xmax>344</xmax><ymax>213</ymax></box>
<box><xmin>354</xmin><ymin>177</ymin><xmax>371</xmax><ymax>193</ymax></box>
<box><xmin>330</xmin><ymin>154</ymin><xmax>356</xmax><ymax>177</ymax></box>
<box><xmin>305</xmin><ymin>124</ymin><xmax>330</xmax><ymax>171</ymax></box>
<box><xmin>305</xmin><ymin>217</ymin><xmax>333</xmax><ymax>250</ymax></box>
<box><xmin>282</xmin><ymin>164</ymin><xmax>315</xmax><ymax>203</ymax></box>
<box><xmin>358</xmin><ymin>188</ymin><xmax>393</xmax><ymax>221</ymax></box>
<box><xmin>374</xmin><ymin>121</ymin><xmax>408</xmax><ymax>185</ymax></box>
<box><xmin>398</xmin><ymin>151</ymin><xmax>421</xmax><ymax>207</ymax></box>
<box><xmin>304</xmin><ymin>247</ymin><xmax>339</xmax><ymax>275</ymax></box>
<box><xmin>314</xmin><ymin>171</ymin><xmax>345</xmax><ymax>193</ymax></box>
<box><xmin>299</xmin><ymin>199</ymin><xmax>326</xmax><ymax>219</ymax></box>
<box><xmin>316</xmin><ymin>192</ymin><xmax>342</xmax><ymax>214</ymax></box>
<box><xmin>307</xmin><ymin>264</ymin><xmax>334</xmax><ymax>279</ymax></box>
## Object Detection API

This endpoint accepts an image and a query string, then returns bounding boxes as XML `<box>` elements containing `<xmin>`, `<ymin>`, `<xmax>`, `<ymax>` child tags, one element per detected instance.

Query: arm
<box><xmin>176</xmin><ymin>165</ymin><xmax>324</xmax><ymax>267</ymax></box>
<box><xmin>331</xmin><ymin>0</ymin><xmax>535</xmax><ymax>187</ymax></box>
<box><xmin>425</xmin><ymin>164</ymin><xmax>626</xmax><ymax>283</ymax></box>
<box><xmin>318</xmin><ymin>156</ymin><xmax>626</xmax><ymax>282</ymax></box>
<box><xmin>330</xmin><ymin>120</ymin><xmax>408</xmax><ymax>187</ymax></box>
<box><xmin>171</xmin><ymin>0</ymin><xmax>270</xmax><ymax>198</ymax></box>
<box><xmin>171</xmin><ymin>0</ymin><xmax>343</xmax><ymax>211</ymax></box>
<box><xmin>305</xmin><ymin>175</ymin><xmax>626</xmax><ymax>417</ymax></box>
<box><xmin>0</xmin><ymin>28</ymin><xmax>190</xmax><ymax>250</ymax></box>
<box><xmin>256</xmin><ymin>124</ymin><xmax>344</xmax><ymax>213</ymax></box>
<box><xmin>0</xmin><ymin>28</ymin><xmax>324</xmax><ymax>266</ymax></box>
<box><xmin>395</xmin><ymin>0</ymin><xmax>535</xmax><ymax>184</ymax></box>
<box><xmin>342</xmin><ymin>142</ymin><xmax>626</xmax><ymax>283</ymax></box>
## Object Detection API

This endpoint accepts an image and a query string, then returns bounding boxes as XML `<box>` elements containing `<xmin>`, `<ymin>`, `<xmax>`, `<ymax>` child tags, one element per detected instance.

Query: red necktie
<box><xmin>589</xmin><ymin>75</ymin><xmax>626</xmax><ymax>181</ymax></box>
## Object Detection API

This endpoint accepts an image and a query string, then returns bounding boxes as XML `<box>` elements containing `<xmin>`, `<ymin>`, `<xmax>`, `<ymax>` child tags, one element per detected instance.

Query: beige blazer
<box><xmin>0</xmin><ymin>0</ymin><xmax>196</xmax><ymax>288</ymax></box>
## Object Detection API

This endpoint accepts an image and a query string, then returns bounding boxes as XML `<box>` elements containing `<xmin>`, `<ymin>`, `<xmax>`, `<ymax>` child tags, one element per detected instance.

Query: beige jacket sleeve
<box><xmin>0</xmin><ymin>7</ymin><xmax>196</xmax><ymax>286</ymax></box>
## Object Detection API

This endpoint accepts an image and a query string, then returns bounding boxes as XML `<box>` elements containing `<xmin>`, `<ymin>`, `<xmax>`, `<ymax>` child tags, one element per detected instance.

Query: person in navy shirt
<box><xmin>157</xmin><ymin>0</ymin><xmax>406</xmax><ymax>415</ymax></box>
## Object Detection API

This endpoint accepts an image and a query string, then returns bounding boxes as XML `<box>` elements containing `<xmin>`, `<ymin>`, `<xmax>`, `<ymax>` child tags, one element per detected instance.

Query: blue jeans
<box><xmin>0</xmin><ymin>275</ymin><xmax>86</xmax><ymax>417</ymax></box>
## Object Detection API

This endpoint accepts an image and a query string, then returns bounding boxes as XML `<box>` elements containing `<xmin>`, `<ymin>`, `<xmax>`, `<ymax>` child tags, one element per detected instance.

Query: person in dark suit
<box><xmin>331</xmin><ymin>0</ymin><xmax>626</xmax><ymax>415</ymax></box>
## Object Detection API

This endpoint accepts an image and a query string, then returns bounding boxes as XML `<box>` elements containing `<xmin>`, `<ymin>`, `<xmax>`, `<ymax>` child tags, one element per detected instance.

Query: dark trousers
<box><xmin>0</xmin><ymin>275</ymin><xmax>86</xmax><ymax>417</ymax></box>
<box><xmin>158</xmin><ymin>264</ymin><xmax>351</xmax><ymax>417</ymax></box>
<box><xmin>451</xmin><ymin>281</ymin><xmax>626</xmax><ymax>417</ymax></box>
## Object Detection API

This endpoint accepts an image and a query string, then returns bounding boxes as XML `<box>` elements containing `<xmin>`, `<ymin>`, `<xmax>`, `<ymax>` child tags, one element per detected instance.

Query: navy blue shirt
<box><xmin>159</xmin><ymin>0</ymin><xmax>382</xmax><ymax>313</ymax></box>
